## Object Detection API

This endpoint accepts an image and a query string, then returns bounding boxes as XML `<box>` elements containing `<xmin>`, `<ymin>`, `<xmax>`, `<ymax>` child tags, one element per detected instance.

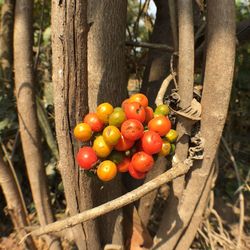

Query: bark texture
<box><xmin>155</xmin><ymin>1</ymin><xmax>235</xmax><ymax>249</ymax></box>
<box><xmin>0</xmin><ymin>155</ymin><xmax>36</xmax><ymax>249</ymax></box>
<box><xmin>138</xmin><ymin>0</ymin><xmax>172</xmax><ymax>227</ymax></box>
<box><xmin>87</xmin><ymin>0</ymin><xmax>127</xmax><ymax>246</ymax></box>
<box><xmin>51</xmin><ymin>1</ymin><xmax>101</xmax><ymax>249</ymax></box>
<box><xmin>13</xmin><ymin>1</ymin><xmax>61</xmax><ymax>249</ymax></box>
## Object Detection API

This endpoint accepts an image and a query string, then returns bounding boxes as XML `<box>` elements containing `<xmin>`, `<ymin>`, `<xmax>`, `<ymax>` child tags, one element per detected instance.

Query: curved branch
<box><xmin>155</xmin><ymin>1</ymin><xmax>235</xmax><ymax>249</ymax></box>
<box><xmin>155</xmin><ymin>73</ymin><xmax>176</xmax><ymax>106</ymax></box>
<box><xmin>25</xmin><ymin>161</ymin><xmax>191</xmax><ymax>238</ymax></box>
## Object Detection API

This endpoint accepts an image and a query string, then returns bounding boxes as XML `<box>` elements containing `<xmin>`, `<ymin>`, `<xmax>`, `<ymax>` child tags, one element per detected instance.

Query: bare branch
<box><xmin>125</xmin><ymin>41</ymin><xmax>174</xmax><ymax>52</ymax></box>
<box><xmin>25</xmin><ymin>161</ymin><xmax>191</xmax><ymax>238</ymax></box>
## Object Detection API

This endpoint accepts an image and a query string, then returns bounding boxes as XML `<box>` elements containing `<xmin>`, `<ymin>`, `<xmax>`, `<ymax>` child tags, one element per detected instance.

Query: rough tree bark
<box><xmin>87</xmin><ymin>0</ymin><xmax>127</xmax><ymax>246</ymax></box>
<box><xmin>51</xmin><ymin>1</ymin><xmax>101</xmax><ymax>249</ymax></box>
<box><xmin>138</xmin><ymin>0</ymin><xmax>172</xmax><ymax>228</ymax></box>
<box><xmin>13</xmin><ymin>1</ymin><xmax>61</xmax><ymax>249</ymax></box>
<box><xmin>0</xmin><ymin>154</ymin><xmax>36</xmax><ymax>249</ymax></box>
<box><xmin>154</xmin><ymin>1</ymin><xmax>235</xmax><ymax>249</ymax></box>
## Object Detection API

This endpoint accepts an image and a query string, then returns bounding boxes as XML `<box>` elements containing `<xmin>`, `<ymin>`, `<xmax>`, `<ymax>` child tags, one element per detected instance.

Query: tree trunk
<box><xmin>138</xmin><ymin>0</ymin><xmax>172</xmax><ymax>228</ymax></box>
<box><xmin>51</xmin><ymin>1</ymin><xmax>101</xmax><ymax>249</ymax></box>
<box><xmin>13</xmin><ymin>1</ymin><xmax>61</xmax><ymax>249</ymax></box>
<box><xmin>173</xmin><ymin>0</ymin><xmax>194</xmax><ymax>198</ymax></box>
<box><xmin>154</xmin><ymin>1</ymin><xmax>235</xmax><ymax>249</ymax></box>
<box><xmin>87</xmin><ymin>0</ymin><xmax>127</xmax><ymax>246</ymax></box>
<box><xmin>0</xmin><ymin>154</ymin><xmax>36</xmax><ymax>249</ymax></box>
<box><xmin>157</xmin><ymin>0</ymin><xmax>195</xmax><ymax>240</ymax></box>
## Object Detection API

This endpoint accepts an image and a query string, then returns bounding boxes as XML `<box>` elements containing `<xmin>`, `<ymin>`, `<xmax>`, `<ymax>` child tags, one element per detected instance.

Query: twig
<box><xmin>126</xmin><ymin>26</ymin><xmax>138</xmax><ymax>58</ymax></box>
<box><xmin>133</xmin><ymin>0</ymin><xmax>150</xmax><ymax>39</ymax></box>
<box><xmin>211</xmin><ymin>209</ymin><xmax>225</xmax><ymax>238</ymax></box>
<box><xmin>23</xmin><ymin>161</ymin><xmax>191</xmax><ymax>239</ymax></box>
<box><xmin>195</xmin><ymin>21</ymin><xmax>206</xmax><ymax>42</ymax></box>
<box><xmin>221</xmin><ymin>137</ymin><xmax>244</xmax><ymax>250</ymax></box>
<box><xmin>155</xmin><ymin>73</ymin><xmax>176</xmax><ymax>106</ymax></box>
<box><xmin>205</xmin><ymin>219</ymin><xmax>215</xmax><ymax>250</ymax></box>
<box><xmin>197</xmin><ymin>228</ymin><xmax>210</xmax><ymax>247</ymax></box>
<box><xmin>125</xmin><ymin>41</ymin><xmax>174</xmax><ymax>52</ymax></box>
<box><xmin>210</xmin><ymin>231</ymin><xmax>236</xmax><ymax>249</ymax></box>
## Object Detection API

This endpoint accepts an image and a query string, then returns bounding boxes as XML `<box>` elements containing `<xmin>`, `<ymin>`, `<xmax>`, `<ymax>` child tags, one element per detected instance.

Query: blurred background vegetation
<box><xmin>0</xmin><ymin>0</ymin><xmax>249</xmax><ymax>247</ymax></box>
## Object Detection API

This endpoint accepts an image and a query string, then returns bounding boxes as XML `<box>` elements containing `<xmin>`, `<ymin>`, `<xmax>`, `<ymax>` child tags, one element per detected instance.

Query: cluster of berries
<box><xmin>74</xmin><ymin>93</ymin><xmax>178</xmax><ymax>182</ymax></box>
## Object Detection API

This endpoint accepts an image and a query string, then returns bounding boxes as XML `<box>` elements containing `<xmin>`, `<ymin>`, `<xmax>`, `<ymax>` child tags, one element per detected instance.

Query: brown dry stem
<box><xmin>24</xmin><ymin>161</ymin><xmax>191</xmax><ymax>239</ymax></box>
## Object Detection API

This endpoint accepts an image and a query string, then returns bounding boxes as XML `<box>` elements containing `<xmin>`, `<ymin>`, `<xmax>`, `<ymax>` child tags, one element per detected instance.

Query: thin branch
<box><xmin>126</xmin><ymin>26</ymin><xmax>137</xmax><ymax>57</ymax></box>
<box><xmin>206</xmin><ymin>219</ymin><xmax>216</xmax><ymax>250</ymax></box>
<box><xmin>210</xmin><ymin>231</ymin><xmax>236</xmax><ymax>249</ymax></box>
<box><xmin>211</xmin><ymin>209</ymin><xmax>225</xmax><ymax>238</ymax></box>
<box><xmin>155</xmin><ymin>73</ymin><xmax>176</xmax><ymax>106</ymax></box>
<box><xmin>125</xmin><ymin>41</ymin><xmax>174</xmax><ymax>52</ymax></box>
<box><xmin>221</xmin><ymin>137</ymin><xmax>244</xmax><ymax>250</ymax></box>
<box><xmin>133</xmin><ymin>0</ymin><xmax>150</xmax><ymax>39</ymax></box>
<box><xmin>24</xmin><ymin>161</ymin><xmax>191</xmax><ymax>239</ymax></box>
<box><xmin>197</xmin><ymin>228</ymin><xmax>210</xmax><ymax>247</ymax></box>
<box><xmin>195</xmin><ymin>21</ymin><xmax>206</xmax><ymax>42</ymax></box>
